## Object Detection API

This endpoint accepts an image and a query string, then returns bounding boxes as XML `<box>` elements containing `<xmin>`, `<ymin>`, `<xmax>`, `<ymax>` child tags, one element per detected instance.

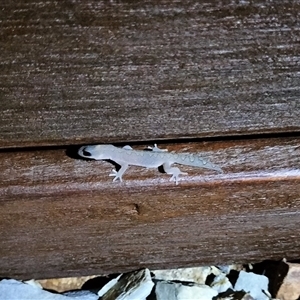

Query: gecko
<box><xmin>78</xmin><ymin>144</ymin><xmax>222</xmax><ymax>184</ymax></box>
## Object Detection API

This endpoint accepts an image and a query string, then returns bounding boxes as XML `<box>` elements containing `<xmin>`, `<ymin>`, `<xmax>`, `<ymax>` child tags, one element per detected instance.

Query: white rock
<box><xmin>211</xmin><ymin>273</ymin><xmax>233</xmax><ymax>293</ymax></box>
<box><xmin>98</xmin><ymin>274</ymin><xmax>122</xmax><ymax>297</ymax></box>
<box><xmin>217</xmin><ymin>264</ymin><xmax>244</xmax><ymax>275</ymax></box>
<box><xmin>155</xmin><ymin>281</ymin><xmax>177</xmax><ymax>300</ymax></box>
<box><xmin>155</xmin><ymin>281</ymin><xmax>218</xmax><ymax>300</ymax></box>
<box><xmin>63</xmin><ymin>290</ymin><xmax>100</xmax><ymax>299</ymax></box>
<box><xmin>0</xmin><ymin>279</ymin><xmax>98</xmax><ymax>300</ymax></box>
<box><xmin>98</xmin><ymin>268</ymin><xmax>154</xmax><ymax>300</ymax></box>
<box><xmin>234</xmin><ymin>271</ymin><xmax>269</xmax><ymax>300</ymax></box>
<box><xmin>177</xmin><ymin>283</ymin><xmax>218</xmax><ymax>300</ymax></box>
<box><xmin>24</xmin><ymin>279</ymin><xmax>43</xmax><ymax>289</ymax></box>
<box><xmin>210</xmin><ymin>266</ymin><xmax>223</xmax><ymax>276</ymax></box>
<box><xmin>153</xmin><ymin>266</ymin><xmax>212</xmax><ymax>284</ymax></box>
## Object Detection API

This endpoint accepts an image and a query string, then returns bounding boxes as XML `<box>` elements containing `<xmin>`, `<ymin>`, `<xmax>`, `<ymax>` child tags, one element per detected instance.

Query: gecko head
<box><xmin>78</xmin><ymin>146</ymin><xmax>94</xmax><ymax>158</ymax></box>
<box><xmin>78</xmin><ymin>144</ymin><xmax>113</xmax><ymax>160</ymax></box>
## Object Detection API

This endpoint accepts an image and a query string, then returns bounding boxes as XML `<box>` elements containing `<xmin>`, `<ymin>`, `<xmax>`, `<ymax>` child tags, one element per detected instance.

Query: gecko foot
<box><xmin>109</xmin><ymin>169</ymin><xmax>123</xmax><ymax>182</ymax></box>
<box><xmin>147</xmin><ymin>144</ymin><xmax>168</xmax><ymax>152</ymax></box>
<box><xmin>169</xmin><ymin>171</ymin><xmax>188</xmax><ymax>185</ymax></box>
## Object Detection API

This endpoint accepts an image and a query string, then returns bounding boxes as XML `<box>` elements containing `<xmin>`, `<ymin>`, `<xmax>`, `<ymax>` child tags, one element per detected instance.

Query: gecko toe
<box><xmin>169</xmin><ymin>175</ymin><xmax>178</xmax><ymax>184</ymax></box>
<box><xmin>112</xmin><ymin>176</ymin><xmax>122</xmax><ymax>182</ymax></box>
<box><xmin>109</xmin><ymin>169</ymin><xmax>117</xmax><ymax>176</ymax></box>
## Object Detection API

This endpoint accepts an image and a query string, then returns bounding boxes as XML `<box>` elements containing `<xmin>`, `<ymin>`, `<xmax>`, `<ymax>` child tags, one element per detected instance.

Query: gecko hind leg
<box><xmin>109</xmin><ymin>163</ymin><xmax>129</xmax><ymax>182</ymax></box>
<box><xmin>162</xmin><ymin>163</ymin><xmax>188</xmax><ymax>185</ymax></box>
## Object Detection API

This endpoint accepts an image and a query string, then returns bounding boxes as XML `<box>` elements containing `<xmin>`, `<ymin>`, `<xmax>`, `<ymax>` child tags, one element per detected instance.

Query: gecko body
<box><xmin>78</xmin><ymin>144</ymin><xmax>222</xmax><ymax>184</ymax></box>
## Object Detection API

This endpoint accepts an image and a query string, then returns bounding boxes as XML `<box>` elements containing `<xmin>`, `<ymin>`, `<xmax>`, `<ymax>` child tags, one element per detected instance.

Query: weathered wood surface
<box><xmin>1</xmin><ymin>0</ymin><xmax>300</xmax><ymax>148</ymax></box>
<box><xmin>0</xmin><ymin>138</ymin><xmax>299</xmax><ymax>279</ymax></box>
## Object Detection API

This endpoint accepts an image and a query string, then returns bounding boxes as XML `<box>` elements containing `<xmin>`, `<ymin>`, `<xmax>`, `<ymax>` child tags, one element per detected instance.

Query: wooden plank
<box><xmin>0</xmin><ymin>138</ymin><xmax>299</xmax><ymax>279</ymax></box>
<box><xmin>1</xmin><ymin>0</ymin><xmax>300</xmax><ymax>148</ymax></box>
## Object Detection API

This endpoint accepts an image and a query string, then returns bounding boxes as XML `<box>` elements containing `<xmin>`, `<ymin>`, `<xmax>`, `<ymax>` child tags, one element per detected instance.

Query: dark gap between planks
<box><xmin>0</xmin><ymin>130</ymin><xmax>300</xmax><ymax>155</ymax></box>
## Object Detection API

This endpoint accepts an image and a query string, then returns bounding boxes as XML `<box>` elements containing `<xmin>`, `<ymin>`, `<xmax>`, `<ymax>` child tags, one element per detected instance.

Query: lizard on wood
<box><xmin>78</xmin><ymin>144</ymin><xmax>222</xmax><ymax>184</ymax></box>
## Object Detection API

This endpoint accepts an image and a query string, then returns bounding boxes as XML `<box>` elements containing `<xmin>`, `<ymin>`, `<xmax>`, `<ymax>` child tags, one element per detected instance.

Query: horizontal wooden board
<box><xmin>0</xmin><ymin>138</ymin><xmax>299</xmax><ymax>279</ymax></box>
<box><xmin>1</xmin><ymin>0</ymin><xmax>300</xmax><ymax>148</ymax></box>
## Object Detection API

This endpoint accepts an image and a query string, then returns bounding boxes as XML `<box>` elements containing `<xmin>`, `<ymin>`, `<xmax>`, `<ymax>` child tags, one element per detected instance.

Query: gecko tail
<box><xmin>175</xmin><ymin>154</ymin><xmax>223</xmax><ymax>173</ymax></box>
<box><xmin>196</xmin><ymin>161</ymin><xmax>223</xmax><ymax>173</ymax></box>
<box><xmin>209</xmin><ymin>163</ymin><xmax>223</xmax><ymax>173</ymax></box>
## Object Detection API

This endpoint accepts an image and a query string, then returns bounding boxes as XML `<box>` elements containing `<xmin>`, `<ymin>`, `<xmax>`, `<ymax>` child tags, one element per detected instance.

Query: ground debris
<box><xmin>1</xmin><ymin>259</ymin><xmax>299</xmax><ymax>299</ymax></box>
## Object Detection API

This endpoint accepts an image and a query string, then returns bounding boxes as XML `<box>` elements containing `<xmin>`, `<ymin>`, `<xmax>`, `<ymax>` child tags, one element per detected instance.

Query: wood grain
<box><xmin>0</xmin><ymin>138</ymin><xmax>299</xmax><ymax>279</ymax></box>
<box><xmin>1</xmin><ymin>0</ymin><xmax>300</xmax><ymax>148</ymax></box>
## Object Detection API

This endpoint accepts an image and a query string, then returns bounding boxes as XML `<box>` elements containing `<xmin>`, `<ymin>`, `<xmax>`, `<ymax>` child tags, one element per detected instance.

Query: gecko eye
<box><xmin>82</xmin><ymin>147</ymin><xmax>92</xmax><ymax>157</ymax></box>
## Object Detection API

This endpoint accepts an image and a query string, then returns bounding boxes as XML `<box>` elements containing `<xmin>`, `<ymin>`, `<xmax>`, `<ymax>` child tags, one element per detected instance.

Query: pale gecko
<box><xmin>78</xmin><ymin>144</ymin><xmax>222</xmax><ymax>184</ymax></box>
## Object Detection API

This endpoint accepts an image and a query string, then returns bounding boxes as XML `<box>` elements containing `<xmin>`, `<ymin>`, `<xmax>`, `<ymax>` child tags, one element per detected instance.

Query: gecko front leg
<box><xmin>109</xmin><ymin>163</ymin><xmax>129</xmax><ymax>182</ymax></box>
<box><xmin>147</xmin><ymin>144</ymin><xmax>168</xmax><ymax>152</ymax></box>
<box><xmin>162</xmin><ymin>162</ymin><xmax>188</xmax><ymax>185</ymax></box>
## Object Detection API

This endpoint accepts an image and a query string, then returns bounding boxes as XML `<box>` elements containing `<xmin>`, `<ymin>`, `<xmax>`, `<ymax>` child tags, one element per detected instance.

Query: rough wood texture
<box><xmin>0</xmin><ymin>138</ymin><xmax>299</xmax><ymax>279</ymax></box>
<box><xmin>1</xmin><ymin>0</ymin><xmax>299</xmax><ymax>282</ymax></box>
<box><xmin>1</xmin><ymin>0</ymin><xmax>300</xmax><ymax>148</ymax></box>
